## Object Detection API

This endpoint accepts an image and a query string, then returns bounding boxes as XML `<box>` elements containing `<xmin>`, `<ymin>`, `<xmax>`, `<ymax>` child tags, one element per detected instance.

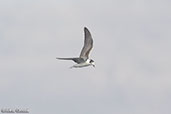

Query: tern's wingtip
<box><xmin>84</xmin><ymin>27</ymin><xmax>88</xmax><ymax>30</ymax></box>
<box><xmin>56</xmin><ymin>57</ymin><xmax>60</xmax><ymax>60</ymax></box>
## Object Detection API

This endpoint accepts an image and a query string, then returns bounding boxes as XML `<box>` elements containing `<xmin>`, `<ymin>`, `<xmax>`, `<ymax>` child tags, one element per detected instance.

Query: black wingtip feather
<box><xmin>84</xmin><ymin>27</ymin><xmax>88</xmax><ymax>30</ymax></box>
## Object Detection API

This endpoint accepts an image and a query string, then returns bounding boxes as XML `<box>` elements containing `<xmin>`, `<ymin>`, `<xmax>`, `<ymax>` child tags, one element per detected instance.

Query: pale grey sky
<box><xmin>0</xmin><ymin>0</ymin><xmax>171</xmax><ymax>114</ymax></box>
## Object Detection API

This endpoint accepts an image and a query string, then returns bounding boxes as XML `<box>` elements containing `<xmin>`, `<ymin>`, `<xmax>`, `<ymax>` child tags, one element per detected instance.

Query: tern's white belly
<box><xmin>72</xmin><ymin>62</ymin><xmax>91</xmax><ymax>68</ymax></box>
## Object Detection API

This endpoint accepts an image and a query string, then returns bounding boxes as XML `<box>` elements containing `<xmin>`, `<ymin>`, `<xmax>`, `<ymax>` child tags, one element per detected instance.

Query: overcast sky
<box><xmin>0</xmin><ymin>0</ymin><xmax>171</xmax><ymax>114</ymax></box>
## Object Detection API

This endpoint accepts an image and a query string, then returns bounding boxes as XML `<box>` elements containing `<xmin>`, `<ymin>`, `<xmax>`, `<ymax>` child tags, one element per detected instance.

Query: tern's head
<box><xmin>90</xmin><ymin>59</ymin><xmax>95</xmax><ymax>67</ymax></box>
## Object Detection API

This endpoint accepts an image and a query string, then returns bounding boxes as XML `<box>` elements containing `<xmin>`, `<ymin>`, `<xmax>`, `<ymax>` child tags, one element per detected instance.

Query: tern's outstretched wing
<box><xmin>56</xmin><ymin>57</ymin><xmax>84</xmax><ymax>64</ymax></box>
<box><xmin>80</xmin><ymin>27</ymin><xmax>93</xmax><ymax>60</ymax></box>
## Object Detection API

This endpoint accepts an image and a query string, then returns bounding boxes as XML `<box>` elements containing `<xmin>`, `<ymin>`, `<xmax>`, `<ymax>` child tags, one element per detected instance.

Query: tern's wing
<box><xmin>56</xmin><ymin>57</ymin><xmax>84</xmax><ymax>64</ymax></box>
<box><xmin>80</xmin><ymin>27</ymin><xmax>93</xmax><ymax>60</ymax></box>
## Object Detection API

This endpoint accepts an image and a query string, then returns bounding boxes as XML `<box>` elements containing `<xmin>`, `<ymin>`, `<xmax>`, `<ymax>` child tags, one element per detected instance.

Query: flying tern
<box><xmin>57</xmin><ymin>27</ymin><xmax>95</xmax><ymax>68</ymax></box>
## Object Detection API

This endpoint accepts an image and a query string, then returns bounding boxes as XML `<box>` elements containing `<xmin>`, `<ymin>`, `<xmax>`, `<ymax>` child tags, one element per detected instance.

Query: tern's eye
<box><xmin>90</xmin><ymin>60</ymin><xmax>94</xmax><ymax>63</ymax></box>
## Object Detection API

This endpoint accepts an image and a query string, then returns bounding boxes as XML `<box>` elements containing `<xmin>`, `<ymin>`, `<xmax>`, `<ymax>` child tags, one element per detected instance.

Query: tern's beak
<box><xmin>92</xmin><ymin>62</ymin><xmax>95</xmax><ymax>67</ymax></box>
